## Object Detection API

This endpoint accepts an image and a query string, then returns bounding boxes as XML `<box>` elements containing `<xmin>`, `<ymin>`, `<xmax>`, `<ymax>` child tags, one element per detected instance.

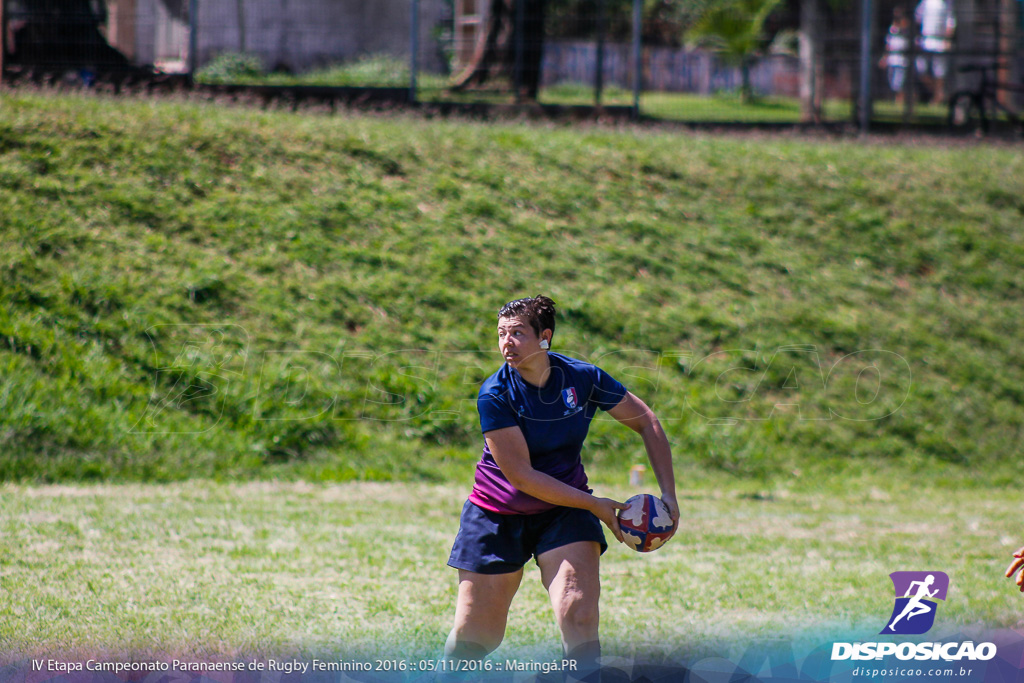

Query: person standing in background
<box><xmin>879</xmin><ymin>6</ymin><xmax>911</xmax><ymax>105</ymax></box>
<box><xmin>915</xmin><ymin>0</ymin><xmax>956</xmax><ymax>104</ymax></box>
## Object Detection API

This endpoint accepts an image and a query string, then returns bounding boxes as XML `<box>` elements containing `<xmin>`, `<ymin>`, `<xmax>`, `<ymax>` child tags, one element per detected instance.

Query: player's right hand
<box><xmin>590</xmin><ymin>497</ymin><xmax>628</xmax><ymax>544</ymax></box>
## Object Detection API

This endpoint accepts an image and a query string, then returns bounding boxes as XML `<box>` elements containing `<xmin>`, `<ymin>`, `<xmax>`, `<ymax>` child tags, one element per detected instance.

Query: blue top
<box><xmin>469</xmin><ymin>352</ymin><xmax>627</xmax><ymax>514</ymax></box>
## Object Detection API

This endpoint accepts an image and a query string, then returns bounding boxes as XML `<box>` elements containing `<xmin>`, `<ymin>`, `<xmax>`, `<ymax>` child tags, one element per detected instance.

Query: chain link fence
<box><xmin>1</xmin><ymin>0</ymin><xmax>1021</xmax><ymax>131</ymax></box>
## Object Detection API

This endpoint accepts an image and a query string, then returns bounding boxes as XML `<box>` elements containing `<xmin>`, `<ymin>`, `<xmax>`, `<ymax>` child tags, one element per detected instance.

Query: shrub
<box><xmin>195</xmin><ymin>52</ymin><xmax>265</xmax><ymax>83</ymax></box>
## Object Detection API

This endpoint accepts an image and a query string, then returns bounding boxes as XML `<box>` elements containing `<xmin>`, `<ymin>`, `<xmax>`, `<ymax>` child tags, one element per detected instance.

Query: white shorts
<box><xmin>916</xmin><ymin>52</ymin><xmax>948</xmax><ymax>79</ymax></box>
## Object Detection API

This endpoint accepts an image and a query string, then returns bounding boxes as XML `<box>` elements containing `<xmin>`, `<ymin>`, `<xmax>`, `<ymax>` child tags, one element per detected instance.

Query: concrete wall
<box><xmin>185</xmin><ymin>0</ymin><xmax>448</xmax><ymax>73</ymax></box>
<box><xmin>132</xmin><ymin>0</ymin><xmax>159</xmax><ymax>65</ymax></box>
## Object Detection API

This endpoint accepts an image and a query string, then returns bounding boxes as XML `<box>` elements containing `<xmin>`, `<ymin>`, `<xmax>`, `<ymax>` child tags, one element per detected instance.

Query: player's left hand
<box><xmin>660</xmin><ymin>492</ymin><xmax>680</xmax><ymax>537</ymax></box>
<box><xmin>1006</xmin><ymin>546</ymin><xmax>1024</xmax><ymax>592</ymax></box>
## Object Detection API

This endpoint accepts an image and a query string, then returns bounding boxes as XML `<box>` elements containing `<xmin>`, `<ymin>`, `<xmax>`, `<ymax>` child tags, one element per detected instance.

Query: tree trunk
<box><xmin>799</xmin><ymin>0</ymin><xmax>824</xmax><ymax>122</ymax></box>
<box><xmin>451</xmin><ymin>0</ymin><xmax>545</xmax><ymax>100</ymax></box>
<box><xmin>451</xmin><ymin>0</ymin><xmax>512</xmax><ymax>90</ymax></box>
<box><xmin>740</xmin><ymin>58</ymin><xmax>753</xmax><ymax>103</ymax></box>
<box><xmin>519</xmin><ymin>0</ymin><xmax>545</xmax><ymax>99</ymax></box>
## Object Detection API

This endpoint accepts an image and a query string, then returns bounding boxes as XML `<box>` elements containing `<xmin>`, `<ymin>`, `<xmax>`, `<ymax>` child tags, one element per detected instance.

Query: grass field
<box><xmin>1</xmin><ymin>88</ymin><xmax>1023</xmax><ymax>675</ymax></box>
<box><xmin>1</xmin><ymin>477</ymin><xmax>1020</xmax><ymax>664</ymax></box>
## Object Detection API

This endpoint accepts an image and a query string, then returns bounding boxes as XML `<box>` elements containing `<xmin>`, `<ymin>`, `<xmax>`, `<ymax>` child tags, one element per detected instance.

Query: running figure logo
<box><xmin>881</xmin><ymin>571</ymin><xmax>949</xmax><ymax>635</ymax></box>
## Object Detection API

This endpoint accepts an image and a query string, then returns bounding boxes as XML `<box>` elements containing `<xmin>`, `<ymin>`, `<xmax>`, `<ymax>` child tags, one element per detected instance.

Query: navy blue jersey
<box><xmin>469</xmin><ymin>352</ymin><xmax>627</xmax><ymax>514</ymax></box>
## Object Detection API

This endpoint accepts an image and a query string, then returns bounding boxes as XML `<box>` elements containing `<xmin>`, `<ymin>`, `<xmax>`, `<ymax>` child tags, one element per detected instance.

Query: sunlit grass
<box><xmin>0</xmin><ymin>478</ymin><xmax>1019</xmax><ymax>662</ymax></box>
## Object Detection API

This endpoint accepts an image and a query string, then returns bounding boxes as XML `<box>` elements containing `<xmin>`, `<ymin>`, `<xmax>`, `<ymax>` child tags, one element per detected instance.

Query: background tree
<box><xmin>687</xmin><ymin>0</ymin><xmax>785</xmax><ymax>102</ymax></box>
<box><xmin>449</xmin><ymin>0</ymin><xmax>812</xmax><ymax>109</ymax></box>
<box><xmin>451</xmin><ymin>0</ymin><xmax>546</xmax><ymax>99</ymax></box>
<box><xmin>451</xmin><ymin>0</ymin><xmax>702</xmax><ymax>99</ymax></box>
<box><xmin>552</xmin><ymin>0</ymin><xmax>824</xmax><ymax>119</ymax></box>
<box><xmin>547</xmin><ymin>0</ymin><xmax>709</xmax><ymax>45</ymax></box>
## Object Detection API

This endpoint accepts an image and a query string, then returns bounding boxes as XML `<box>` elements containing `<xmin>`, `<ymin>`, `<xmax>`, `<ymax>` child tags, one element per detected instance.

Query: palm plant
<box><xmin>688</xmin><ymin>0</ymin><xmax>784</xmax><ymax>103</ymax></box>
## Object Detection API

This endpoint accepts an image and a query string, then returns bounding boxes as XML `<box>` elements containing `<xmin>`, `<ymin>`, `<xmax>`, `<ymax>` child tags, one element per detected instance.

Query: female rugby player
<box><xmin>444</xmin><ymin>296</ymin><xmax>679</xmax><ymax>677</ymax></box>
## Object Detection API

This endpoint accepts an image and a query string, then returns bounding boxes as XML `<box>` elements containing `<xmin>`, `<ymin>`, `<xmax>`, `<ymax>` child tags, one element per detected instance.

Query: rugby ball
<box><xmin>617</xmin><ymin>494</ymin><xmax>674</xmax><ymax>553</ymax></box>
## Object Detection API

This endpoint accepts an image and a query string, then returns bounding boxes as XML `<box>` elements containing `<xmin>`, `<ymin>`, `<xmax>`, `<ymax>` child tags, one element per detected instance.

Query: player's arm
<box><xmin>607</xmin><ymin>391</ymin><xmax>679</xmax><ymax>528</ymax></box>
<box><xmin>484</xmin><ymin>426</ymin><xmax>626</xmax><ymax>543</ymax></box>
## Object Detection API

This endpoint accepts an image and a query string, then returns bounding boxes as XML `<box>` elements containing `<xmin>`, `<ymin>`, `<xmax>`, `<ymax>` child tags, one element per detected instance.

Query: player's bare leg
<box><xmin>445</xmin><ymin>568</ymin><xmax>523</xmax><ymax>661</ymax></box>
<box><xmin>538</xmin><ymin>541</ymin><xmax>602</xmax><ymax>681</ymax></box>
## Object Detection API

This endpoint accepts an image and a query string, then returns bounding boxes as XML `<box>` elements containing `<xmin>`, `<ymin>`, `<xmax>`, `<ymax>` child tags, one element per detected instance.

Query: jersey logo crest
<box><xmin>562</xmin><ymin>388</ymin><xmax>578</xmax><ymax>409</ymax></box>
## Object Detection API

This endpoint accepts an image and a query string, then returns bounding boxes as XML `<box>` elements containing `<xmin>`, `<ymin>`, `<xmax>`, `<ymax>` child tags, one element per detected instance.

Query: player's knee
<box><xmin>559</xmin><ymin>595</ymin><xmax>599</xmax><ymax>637</ymax></box>
<box><xmin>445</xmin><ymin>626</ymin><xmax>502</xmax><ymax>659</ymax></box>
<box><xmin>571</xmin><ymin>604</ymin><xmax>599</xmax><ymax>637</ymax></box>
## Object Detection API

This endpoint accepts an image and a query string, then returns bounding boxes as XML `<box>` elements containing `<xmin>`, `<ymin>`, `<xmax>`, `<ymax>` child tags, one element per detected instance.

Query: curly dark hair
<box><xmin>498</xmin><ymin>295</ymin><xmax>556</xmax><ymax>340</ymax></box>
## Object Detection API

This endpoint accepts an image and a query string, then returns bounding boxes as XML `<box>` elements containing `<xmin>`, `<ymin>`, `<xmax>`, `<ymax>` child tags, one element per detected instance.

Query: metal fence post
<box><xmin>189</xmin><ymin>0</ymin><xmax>199</xmax><ymax>80</ymax></box>
<box><xmin>596</xmin><ymin>0</ymin><xmax>606</xmax><ymax>107</ymax></box>
<box><xmin>632</xmin><ymin>0</ymin><xmax>641</xmax><ymax>118</ymax></box>
<box><xmin>859</xmin><ymin>0</ymin><xmax>874</xmax><ymax>132</ymax></box>
<box><xmin>410</xmin><ymin>0</ymin><xmax>420</xmax><ymax>103</ymax></box>
<box><xmin>902</xmin><ymin>14</ymin><xmax>917</xmax><ymax>121</ymax></box>
<box><xmin>514</xmin><ymin>0</ymin><xmax>525</xmax><ymax>100</ymax></box>
<box><xmin>1</xmin><ymin>0</ymin><xmax>7</xmax><ymax>85</ymax></box>
<box><xmin>0</xmin><ymin>0</ymin><xmax>4</xmax><ymax>87</ymax></box>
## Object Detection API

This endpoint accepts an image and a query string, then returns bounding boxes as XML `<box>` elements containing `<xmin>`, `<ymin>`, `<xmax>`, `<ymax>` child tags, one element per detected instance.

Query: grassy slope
<box><xmin>0</xmin><ymin>91</ymin><xmax>1022</xmax><ymax>485</ymax></box>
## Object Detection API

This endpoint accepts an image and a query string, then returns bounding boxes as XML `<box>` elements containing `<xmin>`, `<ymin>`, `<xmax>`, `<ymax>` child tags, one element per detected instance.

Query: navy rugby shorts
<box><xmin>448</xmin><ymin>500</ymin><xmax>608</xmax><ymax>575</ymax></box>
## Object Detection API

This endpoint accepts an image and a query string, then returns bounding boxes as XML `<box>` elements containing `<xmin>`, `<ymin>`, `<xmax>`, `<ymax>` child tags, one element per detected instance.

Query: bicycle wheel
<box><xmin>948</xmin><ymin>92</ymin><xmax>987</xmax><ymax>135</ymax></box>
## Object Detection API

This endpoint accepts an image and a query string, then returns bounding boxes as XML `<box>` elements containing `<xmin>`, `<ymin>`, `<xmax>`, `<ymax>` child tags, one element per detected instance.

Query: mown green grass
<box><xmin>420</xmin><ymin>82</ymin><xmax>865</xmax><ymax>122</ymax></box>
<box><xmin>198</xmin><ymin>54</ymin><xmax>450</xmax><ymax>91</ymax></box>
<box><xmin>0</xmin><ymin>90</ymin><xmax>1022</xmax><ymax>486</ymax></box>
<box><xmin>194</xmin><ymin>53</ymin><xmax>913</xmax><ymax>124</ymax></box>
<box><xmin>0</xmin><ymin>479</ymin><xmax>1020</xmax><ymax>664</ymax></box>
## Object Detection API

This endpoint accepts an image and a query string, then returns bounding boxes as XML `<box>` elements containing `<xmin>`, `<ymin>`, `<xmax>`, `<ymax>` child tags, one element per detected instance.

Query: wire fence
<box><xmin>1</xmin><ymin>0</ymin><xmax>1021</xmax><ymax>132</ymax></box>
